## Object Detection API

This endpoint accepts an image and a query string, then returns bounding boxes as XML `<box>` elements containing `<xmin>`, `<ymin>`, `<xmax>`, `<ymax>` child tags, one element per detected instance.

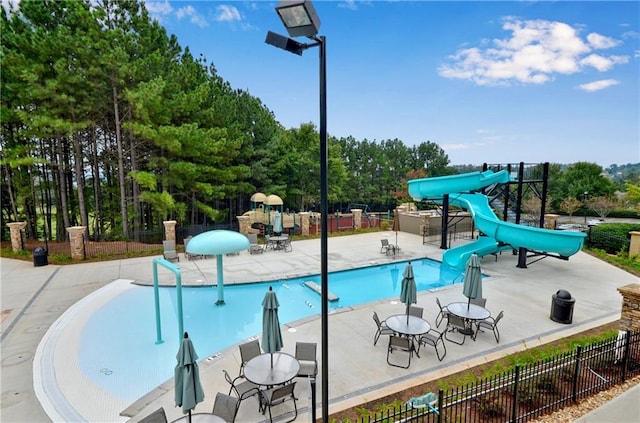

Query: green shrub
<box><xmin>476</xmin><ymin>394</ymin><xmax>504</xmax><ymax>417</ymax></box>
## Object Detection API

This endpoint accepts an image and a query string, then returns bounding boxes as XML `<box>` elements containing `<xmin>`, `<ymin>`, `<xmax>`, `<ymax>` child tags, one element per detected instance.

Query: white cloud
<box><xmin>439</xmin><ymin>18</ymin><xmax>628</xmax><ymax>86</ymax></box>
<box><xmin>215</xmin><ymin>5</ymin><xmax>242</xmax><ymax>22</ymax></box>
<box><xmin>145</xmin><ymin>0</ymin><xmax>173</xmax><ymax>18</ymax></box>
<box><xmin>580</xmin><ymin>54</ymin><xmax>629</xmax><ymax>71</ymax></box>
<box><xmin>577</xmin><ymin>79</ymin><xmax>619</xmax><ymax>92</ymax></box>
<box><xmin>587</xmin><ymin>32</ymin><xmax>620</xmax><ymax>49</ymax></box>
<box><xmin>176</xmin><ymin>5</ymin><xmax>208</xmax><ymax>28</ymax></box>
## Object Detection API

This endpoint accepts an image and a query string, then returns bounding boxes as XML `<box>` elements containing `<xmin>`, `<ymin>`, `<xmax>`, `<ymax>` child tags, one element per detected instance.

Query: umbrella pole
<box><xmin>188</xmin><ymin>410</ymin><xmax>192</xmax><ymax>423</ymax></box>
<box><xmin>406</xmin><ymin>303</ymin><xmax>410</xmax><ymax>323</ymax></box>
<box><xmin>271</xmin><ymin>352</ymin><xmax>274</xmax><ymax>368</ymax></box>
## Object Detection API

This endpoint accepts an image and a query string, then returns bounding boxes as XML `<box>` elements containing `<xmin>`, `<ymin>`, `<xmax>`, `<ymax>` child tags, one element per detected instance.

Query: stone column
<box><xmin>298</xmin><ymin>212</ymin><xmax>310</xmax><ymax>236</ymax></box>
<box><xmin>66</xmin><ymin>226</ymin><xmax>86</xmax><ymax>260</ymax></box>
<box><xmin>163</xmin><ymin>220</ymin><xmax>177</xmax><ymax>241</ymax></box>
<box><xmin>544</xmin><ymin>214</ymin><xmax>560</xmax><ymax>229</ymax></box>
<box><xmin>7</xmin><ymin>222</ymin><xmax>26</xmax><ymax>252</ymax></box>
<box><xmin>351</xmin><ymin>209</ymin><xmax>362</xmax><ymax>230</ymax></box>
<box><xmin>617</xmin><ymin>283</ymin><xmax>640</xmax><ymax>332</ymax></box>
<box><xmin>237</xmin><ymin>215</ymin><xmax>250</xmax><ymax>235</ymax></box>
<box><xmin>629</xmin><ymin>231</ymin><xmax>640</xmax><ymax>257</ymax></box>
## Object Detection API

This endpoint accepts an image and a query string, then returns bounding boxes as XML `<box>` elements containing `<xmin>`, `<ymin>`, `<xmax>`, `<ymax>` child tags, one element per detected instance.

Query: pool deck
<box><xmin>1</xmin><ymin>231</ymin><xmax>639</xmax><ymax>422</ymax></box>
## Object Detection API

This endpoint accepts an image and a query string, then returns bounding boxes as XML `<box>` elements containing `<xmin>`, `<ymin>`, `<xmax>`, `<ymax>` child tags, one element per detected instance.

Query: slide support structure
<box><xmin>440</xmin><ymin>194</ymin><xmax>449</xmax><ymax>250</ymax></box>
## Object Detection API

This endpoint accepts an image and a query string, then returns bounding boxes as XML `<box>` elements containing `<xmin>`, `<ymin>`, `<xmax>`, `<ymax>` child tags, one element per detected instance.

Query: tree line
<box><xmin>2</xmin><ymin>1</ymin><xmax>637</xmax><ymax>243</ymax></box>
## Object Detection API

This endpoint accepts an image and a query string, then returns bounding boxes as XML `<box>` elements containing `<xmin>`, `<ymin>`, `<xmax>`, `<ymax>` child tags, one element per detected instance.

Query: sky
<box><xmin>109</xmin><ymin>2</ymin><xmax>640</xmax><ymax>167</ymax></box>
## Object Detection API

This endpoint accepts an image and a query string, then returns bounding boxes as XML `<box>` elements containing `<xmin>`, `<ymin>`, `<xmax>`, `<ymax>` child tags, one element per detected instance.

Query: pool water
<box><xmin>78</xmin><ymin>258</ymin><xmax>460</xmax><ymax>403</ymax></box>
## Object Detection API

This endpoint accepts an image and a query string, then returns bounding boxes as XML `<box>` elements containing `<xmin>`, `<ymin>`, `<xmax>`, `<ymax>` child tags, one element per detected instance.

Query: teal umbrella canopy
<box><xmin>262</xmin><ymin>286</ymin><xmax>283</xmax><ymax>367</ymax></box>
<box><xmin>400</xmin><ymin>261</ymin><xmax>417</xmax><ymax>322</ymax></box>
<box><xmin>463</xmin><ymin>253</ymin><xmax>483</xmax><ymax>308</ymax></box>
<box><xmin>185</xmin><ymin>230</ymin><xmax>249</xmax><ymax>255</ymax></box>
<box><xmin>175</xmin><ymin>332</ymin><xmax>204</xmax><ymax>419</ymax></box>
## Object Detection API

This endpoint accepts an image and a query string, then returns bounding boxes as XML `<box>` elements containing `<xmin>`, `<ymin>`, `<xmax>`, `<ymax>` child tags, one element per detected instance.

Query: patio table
<box><xmin>447</xmin><ymin>302</ymin><xmax>490</xmax><ymax>336</ymax></box>
<box><xmin>385</xmin><ymin>314</ymin><xmax>431</xmax><ymax>357</ymax></box>
<box><xmin>243</xmin><ymin>352</ymin><xmax>300</xmax><ymax>387</ymax></box>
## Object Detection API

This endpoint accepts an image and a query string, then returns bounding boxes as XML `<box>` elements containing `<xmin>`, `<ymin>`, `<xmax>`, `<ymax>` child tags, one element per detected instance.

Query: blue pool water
<box><xmin>78</xmin><ymin>258</ymin><xmax>460</xmax><ymax>403</ymax></box>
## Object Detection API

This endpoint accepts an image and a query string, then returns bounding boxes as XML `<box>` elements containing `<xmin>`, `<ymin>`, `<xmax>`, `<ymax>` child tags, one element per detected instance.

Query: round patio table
<box><xmin>447</xmin><ymin>302</ymin><xmax>491</xmax><ymax>336</ymax></box>
<box><xmin>243</xmin><ymin>352</ymin><xmax>300</xmax><ymax>387</ymax></box>
<box><xmin>385</xmin><ymin>314</ymin><xmax>431</xmax><ymax>357</ymax></box>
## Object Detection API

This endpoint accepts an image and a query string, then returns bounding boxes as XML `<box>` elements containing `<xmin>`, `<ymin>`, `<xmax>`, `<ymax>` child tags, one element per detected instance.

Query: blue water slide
<box><xmin>407</xmin><ymin>170</ymin><xmax>586</xmax><ymax>269</ymax></box>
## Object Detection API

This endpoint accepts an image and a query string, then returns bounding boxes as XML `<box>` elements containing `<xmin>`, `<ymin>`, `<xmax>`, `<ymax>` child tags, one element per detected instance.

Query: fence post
<box><xmin>437</xmin><ymin>389</ymin><xmax>443</xmax><ymax>423</ymax></box>
<box><xmin>510</xmin><ymin>365</ymin><xmax>520</xmax><ymax>423</ymax></box>
<box><xmin>572</xmin><ymin>345</ymin><xmax>582</xmax><ymax>402</ymax></box>
<box><xmin>622</xmin><ymin>330</ymin><xmax>631</xmax><ymax>382</ymax></box>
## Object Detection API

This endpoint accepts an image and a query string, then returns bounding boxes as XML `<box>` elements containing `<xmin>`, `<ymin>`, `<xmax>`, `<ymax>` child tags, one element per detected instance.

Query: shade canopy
<box><xmin>462</xmin><ymin>253</ymin><xmax>483</xmax><ymax>306</ymax></box>
<box><xmin>174</xmin><ymin>332</ymin><xmax>204</xmax><ymax>418</ymax></box>
<box><xmin>262</xmin><ymin>286</ymin><xmax>284</xmax><ymax>367</ymax></box>
<box><xmin>185</xmin><ymin>230</ymin><xmax>249</xmax><ymax>255</ymax></box>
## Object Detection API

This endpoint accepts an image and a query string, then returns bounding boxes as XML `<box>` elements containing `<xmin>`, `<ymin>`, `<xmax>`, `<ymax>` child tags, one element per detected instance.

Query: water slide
<box><xmin>407</xmin><ymin>170</ymin><xmax>587</xmax><ymax>269</ymax></box>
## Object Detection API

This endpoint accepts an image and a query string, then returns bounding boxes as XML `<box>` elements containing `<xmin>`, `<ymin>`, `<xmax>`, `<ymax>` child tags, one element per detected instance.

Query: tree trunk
<box><xmin>72</xmin><ymin>130</ymin><xmax>89</xmax><ymax>238</ymax></box>
<box><xmin>112</xmin><ymin>82</ymin><xmax>129</xmax><ymax>239</ymax></box>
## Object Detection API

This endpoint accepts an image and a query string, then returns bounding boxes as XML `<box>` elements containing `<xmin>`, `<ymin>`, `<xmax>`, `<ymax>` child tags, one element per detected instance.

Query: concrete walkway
<box><xmin>1</xmin><ymin>231</ymin><xmax>638</xmax><ymax>422</ymax></box>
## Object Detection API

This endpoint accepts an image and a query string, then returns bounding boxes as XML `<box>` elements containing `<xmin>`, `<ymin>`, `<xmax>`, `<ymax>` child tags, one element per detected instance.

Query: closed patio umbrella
<box><xmin>262</xmin><ymin>286</ymin><xmax>283</xmax><ymax>368</ymax></box>
<box><xmin>175</xmin><ymin>332</ymin><xmax>204</xmax><ymax>423</ymax></box>
<box><xmin>273</xmin><ymin>211</ymin><xmax>283</xmax><ymax>235</ymax></box>
<box><xmin>463</xmin><ymin>253</ymin><xmax>483</xmax><ymax>310</ymax></box>
<box><xmin>400</xmin><ymin>261</ymin><xmax>417</xmax><ymax>323</ymax></box>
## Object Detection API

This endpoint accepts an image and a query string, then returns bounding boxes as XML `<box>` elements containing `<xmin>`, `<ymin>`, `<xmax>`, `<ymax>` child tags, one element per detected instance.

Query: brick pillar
<box><xmin>617</xmin><ymin>283</ymin><xmax>640</xmax><ymax>332</ymax></box>
<box><xmin>544</xmin><ymin>214</ymin><xmax>560</xmax><ymax>229</ymax></box>
<box><xmin>298</xmin><ymin>212</ymin><xmax>310</xmax><ymax>236</ymax></box>
<box><xmin>7</xmin><ymin>222</ymin><xmax>26</xmax><ymax>252</ymax></box>
<box><xmin>351</xmin><ymin>209</ymin><xmax>362</xmax><ymax>230</ymax></box>
<box><xmin>163</xmin><ymin>220</ymin><xmax>177</xmax><ymax>241</ymax></box>
<box><xmin>237</xmin><ymin>215</ymin><xmax>250</xmax><ymax>235</ymax></box>
<box><xmin>66</xmin><ymin>226</ymin><xmax>86</xmax><ymax>260</ymax></box>
<box><xmin>629</xmin><ymin>231</ymin><xmax>640</xmax><ymax>257</ymax></box>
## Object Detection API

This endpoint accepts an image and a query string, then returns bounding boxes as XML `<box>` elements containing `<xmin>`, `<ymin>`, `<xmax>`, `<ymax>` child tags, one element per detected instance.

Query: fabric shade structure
<box><xmin>399</xmin><ymin>261</ymin><xmax>417</xmax><ymax>323</ymax></box>
<box><xmin>175</xmin><ymin>332</ymin><xmax>204</xmax><ymax>422</ymax></box>
<box><xmin>185</xmin><ymin>230</ymin><xmax>250</xmax><ymax>305</ymax></box>
<box><xmin>462</xmin><ymin>253</ymin><xmax>483</xmax><ymax>310</ymax></box>
<box><xmin>273</xmin><ymin>210</ymin><xmax>283</xmax><ymax>234</ymax></box>
<box><xmin>262</xmin><ymin>286</ymin><xmax>284</xmax><ymax>368</ymax></box>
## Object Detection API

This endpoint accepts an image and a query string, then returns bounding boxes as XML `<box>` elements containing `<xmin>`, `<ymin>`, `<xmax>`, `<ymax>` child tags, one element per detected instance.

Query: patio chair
<box><xmin>295</xmin><ymin>342</ymin><xmax>318</xmax><ymax>378</ymax></box>
<box><xmin>405</xmin><ymin>392</ymin><xmax>439</xmax><ymax>414</ymax></box>
<box><xmin>212</xmin><ymin>392</ymin><xmax>240</xmax><ymax>423</ymax></box>
<box><xmin>474</xmin><ymin>310</ymin><xmax>504</xmax><ymax>343</ymax></box>
<box><xmin>444</xmin><ymin>314</ymin><xmax>468</xmax><ymax>345</ymax></box>
<box><xmin>138</xmin><ymin>407</ymin><xmax>167</xmax><ymax>423</ymax></box>
<box><xmin>380</xmin><ymin>238</ymin><xmax>395</xmax><ymax>255</ymax></box>
<box><xmin>283</xmin><ymin>237</ymin><xmax>293</xmax><ymax>252</ymax></box>
<box><xmin>238</xmin><ymin>339</ymin><xmax>261</xmax><ymax>376</ymax></box>
<box><xmin>259</xmin><ymin>381</ymin><xmax>298</xmax><ymax>423</ymax></box>
<box><xmin>409</xmin><ymin>306</ymin><xmax>424</xmax><ymax>318</ymax></box>
<box><xmin>373</xmin><ymin>311</ymin><xmax>394</xmax><ymax>346</ymax></box>
<box><xmin>387</xmin><ymin>335</ymin><xmax>412</xmax><ymax>368</ymax></box>
<box><xmin>417</xmin><ymin>329</ymin><xmax>447</xmax><ymax>361</ymax></box>
<box><xmin>223</xmin><ymin>369</ymin><xmax>261</xmax><ymax>412</ymax></box>
<box><xmin>470</xmin><ymin>297</ymin><xmax>487</xmax><ymax>307</ymax></box>
<box><xmin>162</xmin><ymin>240</ymin><xmax>179</xmax><ymax>263</ymax></box>
<box><xmin>247</xmin><ymin>233</ymin><xmax>264</xmax><ymax>255</ymax></box>
<box><xmin>184</xmin><ymin>235</ymin><xmax>204</xmax><ymax>261</ymax></box>
<box><xmin>435</xmin><ymin>297</ymin><xmax>450</xmax><ymax>328</ymax></box>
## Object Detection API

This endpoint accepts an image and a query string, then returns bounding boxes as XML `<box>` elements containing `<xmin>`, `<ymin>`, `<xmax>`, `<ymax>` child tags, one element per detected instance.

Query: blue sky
<box><xmin>146</xmin><ymin>1</ymin><xmax>640</xmax><ymax>167</ymax></box>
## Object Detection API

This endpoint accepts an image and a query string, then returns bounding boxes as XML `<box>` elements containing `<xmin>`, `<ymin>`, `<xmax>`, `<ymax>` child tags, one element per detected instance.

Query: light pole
<box><xmin>266</xmin><ymin>2</ymin><xmax>328</xmax><ymax>421</ymax></box>
<box><xmin>583</xmin><ymin>191</ymin><xmax>588</xmax><ymax>225</ymax></box>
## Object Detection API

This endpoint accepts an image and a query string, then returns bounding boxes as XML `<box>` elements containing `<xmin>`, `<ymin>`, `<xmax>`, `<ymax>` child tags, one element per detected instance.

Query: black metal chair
<box><xmin>138</xmin><ymin>407</ymin><xmax>167</xmax><ymax>423</ymax></box>
<box><xmin>212</xmin><ymin>392</ymin><xmax>240</xmax><ymax>423</ymax></box>
<box><xmin>387</xmin><ymin>335</ymin><xmax>412</xmax><ymax>368</ymax></box>
<box><xmin>409</xmin><ymin>306</ymin><xmax>424</xmax><ymax>318</ymax></box>
<box><xmin>238</xmin><ymin>339</ymin><xmax>261</xmax><ymax>376</ymax></box>
<box><xmin>259</xmin><ymin>381</ymin><xmax>298</xmax><ymax>423</ymax></box>
<box><xmin>474</xmin><ymin>310</ymin><xmax>504</xmax><ymax>342</ymax></box>
<box><xmin>418</xmin><ymin>329</ymin><xmax>447</xmax><ymax>361</ymax></box>
<box><xmin>295</xmin><ymin>341</ymin><xmax>318</xmax><ymax>378</ymax></box>
<box><xmin>445</xmin><ymin>314</ymin><xmax>468</xmax><ymax>345</ymax></box>
<box><xmin>373</xmin><ymin>311</ymin><xmax>394</xmax><ymax>346</ymax></box>
<box><xmin>435</xmin><ymin>297</ymin><xmax>450</xmax><ymax>328</ymax></box>
<box><xmin>223</xmin><ymin>369</ymin><xmax>261</xmax><ymax>412</ymax></box>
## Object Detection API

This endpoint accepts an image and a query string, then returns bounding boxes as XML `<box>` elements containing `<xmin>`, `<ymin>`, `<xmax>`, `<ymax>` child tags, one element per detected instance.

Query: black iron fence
<box><xmin>355</xmin><ymin>330</ymin><xmax>639</xmax><ymax>423</ymax></box>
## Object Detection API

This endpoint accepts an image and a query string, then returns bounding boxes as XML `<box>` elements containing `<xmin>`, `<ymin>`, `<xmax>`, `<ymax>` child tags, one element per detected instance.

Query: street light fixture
<box><xmin>266</xmin><ymin>1</ymin><xmax>328</xmax><ymax>421</ymax></box>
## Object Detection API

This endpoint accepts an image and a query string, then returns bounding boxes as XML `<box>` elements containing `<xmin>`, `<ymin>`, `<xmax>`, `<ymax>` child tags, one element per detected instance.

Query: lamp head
<box><xmin>265</xmin><ymin>31</ymin><xmax>305</xmax><ymax>55</ymax></box>
<box><xmin>276</xmin><ymin>0</ymin><xmax>321</xmax><ymax>38</ymax></box>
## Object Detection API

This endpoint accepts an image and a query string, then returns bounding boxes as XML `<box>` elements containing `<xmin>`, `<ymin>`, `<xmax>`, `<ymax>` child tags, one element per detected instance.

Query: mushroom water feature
<box><xmin>186</xmin><ymin>230</ymin><xmax>250</xmax><ymax>305</ymax></box>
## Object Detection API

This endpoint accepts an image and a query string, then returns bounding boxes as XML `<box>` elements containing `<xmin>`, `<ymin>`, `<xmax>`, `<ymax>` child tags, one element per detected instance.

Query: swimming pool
<box><xmin>78</xmin><ymin>258</ymin><xmax>461</xmax><ymax>403</ymax></box>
